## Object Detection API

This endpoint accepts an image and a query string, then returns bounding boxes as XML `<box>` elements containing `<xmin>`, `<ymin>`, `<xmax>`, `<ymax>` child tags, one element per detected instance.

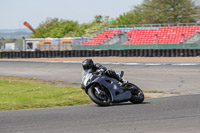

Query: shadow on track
<box><xmin>94</xmin><ymin>102</ymin><xmax>150</xmax><ymax>107</ymax></box>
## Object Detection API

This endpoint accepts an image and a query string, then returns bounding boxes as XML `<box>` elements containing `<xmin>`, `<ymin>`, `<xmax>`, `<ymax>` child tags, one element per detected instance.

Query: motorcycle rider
<box><xmin>82</xmin><ymin>59</ymin><xmax>127</xmax><ymax>84</ymax></box>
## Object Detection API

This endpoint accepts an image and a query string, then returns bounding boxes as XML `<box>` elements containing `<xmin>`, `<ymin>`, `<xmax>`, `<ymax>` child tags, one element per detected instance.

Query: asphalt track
<box><xmin>0</xmin><ymin>61</ymin><xmax>200</xmax><ymax>133</ymax></box>
<box><xmin>0</xmin><ymin>61</ymin><xmax>200</xmax><ymax>94</ymax></box>
<box><xmin>0</xmin><ymin>95</ymin><xmax>200</xmax><ymax>133</ymax></box>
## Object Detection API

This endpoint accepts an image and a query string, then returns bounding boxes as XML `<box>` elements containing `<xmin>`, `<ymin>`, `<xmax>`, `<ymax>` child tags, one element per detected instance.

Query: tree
<box><xmin>104</xmin><ymin>16</ymin><xmax>110</xmax><ymax>22</ymax></box>
<box><xmin>32</xmin><ymin>18</ymin><xmax>80</xmax><ymax>38</ymax></box>
<box><xmin>94</xmin><ymin>15</ymin><xmax>103</xmax><ymax>23</ymax></box>
<box><xmin>112</xmin><ymin>0</ymin><xmax>200</xmax><ymax>25</ymax></box>
<box><xmin>141</xmin><ymin>0</ymin><xmax>200</xmax><ymax>23</ymax></box>
<box><xmin>33</xmin><ymin>18</ymin><xmax>59</xmax><ymax>38</ymax></box>
<box><xmin>111</xmin><ymin>6</ymin><xmax>143</xmax><ymax>25</ymax></box>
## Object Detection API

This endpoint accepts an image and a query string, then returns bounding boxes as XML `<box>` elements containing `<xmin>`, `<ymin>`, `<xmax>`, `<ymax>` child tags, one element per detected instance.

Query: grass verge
<box><xmin>0</xmin><ymin>76</ymin><xmax>91</xmax><ymax>111</ymax></box>
<box><xmin>0</xmin><ymin>76</ymin><xmax>160</xmax><ymax>111</ymax></box>
<box><xmin>143</xmin><ymin>90</ymin><xmax>165</xmax><ymax>94</ymax></box>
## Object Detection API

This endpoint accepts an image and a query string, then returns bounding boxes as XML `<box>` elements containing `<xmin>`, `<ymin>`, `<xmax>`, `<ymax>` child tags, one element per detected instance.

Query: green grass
<box><xmin>143</xmin><ymin>90</ymin><xmax>165</xmax><ymax>94</ymax></box>
<box><xmin>0</xmin><ymin>76</ymin><xmax>91</xmax><ymax>111</ymax></box>
<box><xmin>0</xmin><ymin>76</ymin><xmax>162</xmax><ymax>111</ymax></box>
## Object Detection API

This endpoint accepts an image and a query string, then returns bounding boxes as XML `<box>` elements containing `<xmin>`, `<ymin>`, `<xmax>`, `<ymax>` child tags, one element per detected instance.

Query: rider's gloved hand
<box><xmin>106</xmin><ymin>69</ymin><xmax>115</xmax><ymax>76</ymax></box>
<box><xmin>95</xmin><ymin>68</ymin><xmax>105</xmax><ymax>75</ymax></box>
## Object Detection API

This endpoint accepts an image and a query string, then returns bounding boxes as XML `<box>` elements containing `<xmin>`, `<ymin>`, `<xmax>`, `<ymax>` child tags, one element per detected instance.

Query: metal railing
<box><xmin>0</xmin><ymin>23</ymin><xmax>200</xmax><ymax>51</ymax></box>
<box><xmin>107</xmin><ymin>23</ymin><xmax>200</xmax><ymax>29</ymax></box>
<box><xmin>37</xmin><ymin>44</ymin><xmax>72</xmax><ymax>51</ymax></box>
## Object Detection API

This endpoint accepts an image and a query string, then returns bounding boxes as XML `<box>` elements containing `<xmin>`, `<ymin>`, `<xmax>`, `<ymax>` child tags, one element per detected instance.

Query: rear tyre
<box><xmin>88</xmin><ymin>85</ymin><xmax>111</xmax><ymax>106</ymax></box>
<box><xmin>128</xmin><ymin>83</ymin><xmax>144</xmax><ymax>104</ymax></box>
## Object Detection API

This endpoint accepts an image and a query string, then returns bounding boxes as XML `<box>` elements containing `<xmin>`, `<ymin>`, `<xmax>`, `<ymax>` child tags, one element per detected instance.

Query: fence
<box><xmin>107</xmin><ymin>23</ymin><xmax>200</xmax><ymax>29</ymax></box>
<box><xmin>37</xmin><ymin>44</ymin><xmax>72</xmax><ymax>51</ymax></box>
<box><xmin>0</xmin><ymin>39</ymin><xmax>23</xmax><ymax>51</ymax></box>
<box><xmin>0</xmin><ymin>37</ymin><xmax>90</xmax><ymax>51</ymax></box>
<box><xmin>1</xmin><ymin>23</ymin><xmax>200</xmax><ymax>51</ymax></box>
<box><xmin>73</xmin><ymin>43</ymin><xmax>200</xmax><ymax>50</ymax></box>
<box><xmin>0</xmin><ymin>49</ymin><xmax>200</xmax><ymax>58</ymax></box>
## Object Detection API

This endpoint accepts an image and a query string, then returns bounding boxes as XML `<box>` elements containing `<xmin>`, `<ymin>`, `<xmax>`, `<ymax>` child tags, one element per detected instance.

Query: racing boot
<box><xmin>119</xmin><ymin>77</ymin><xmax>128</xmax><ymax>85</ymax></box>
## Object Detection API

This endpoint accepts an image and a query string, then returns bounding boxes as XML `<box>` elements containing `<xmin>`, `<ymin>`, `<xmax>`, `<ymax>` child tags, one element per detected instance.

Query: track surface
<box><xmin>0</xmin><ymin>61</ymin><xmax>200</xmax><ymax>133</ymax></box>
<box><xmin>0</xmin><ymin>61</ymin><xmax>200</xmax><ymax>94</ymax></box>
<box><xmin>1</xmin><ymin>95</ymin><xmax>200</xmax><ymax>133</ymax></box>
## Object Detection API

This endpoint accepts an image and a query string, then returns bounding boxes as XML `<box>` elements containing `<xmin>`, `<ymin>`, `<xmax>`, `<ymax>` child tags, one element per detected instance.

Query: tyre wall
<box><xmin>0</xmin><ymin>49</ymin><xmax>200</xmax><ymax>58</ymax></box>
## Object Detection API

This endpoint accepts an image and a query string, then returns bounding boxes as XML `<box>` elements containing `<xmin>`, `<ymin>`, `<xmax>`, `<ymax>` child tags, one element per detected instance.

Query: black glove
<box><xmin>106</xmin><ymin>69</ymin><xmax>116</xmax><ymax>77</ymax></box>
<box><xmin>94</xmin><ymin>68</ymin><xmax>105</xmax><ymax>75</ymax></box>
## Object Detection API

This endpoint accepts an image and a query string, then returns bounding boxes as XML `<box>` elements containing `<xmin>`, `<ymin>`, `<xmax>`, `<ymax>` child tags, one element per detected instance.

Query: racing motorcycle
<box><xmin>81</xmin><ymin>69</ymin><xmax>144</xmax><ymax>106</ymax></box>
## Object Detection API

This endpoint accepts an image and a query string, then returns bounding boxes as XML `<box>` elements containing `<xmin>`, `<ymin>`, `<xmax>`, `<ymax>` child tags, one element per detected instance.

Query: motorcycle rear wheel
<box><xmin>88</xmin><ymin>85</ymin><xmax>111</xmax><ymax>106</ymax></box>
<box><xmin>128</xmin><ymin>83</ymin><xmax>144</xmax><ymax>104</ymax></box>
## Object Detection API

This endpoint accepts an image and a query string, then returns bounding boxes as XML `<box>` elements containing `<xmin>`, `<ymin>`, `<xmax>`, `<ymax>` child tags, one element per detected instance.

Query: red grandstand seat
<box><xmin>123</xmin><ymin>26</ymin><xmax>200</xmax><ymax>45</ymax></box>
<box><xmin>82</xmin><ymin>30</ymin><xmax>121</xmax><ymax>45</ymax></box>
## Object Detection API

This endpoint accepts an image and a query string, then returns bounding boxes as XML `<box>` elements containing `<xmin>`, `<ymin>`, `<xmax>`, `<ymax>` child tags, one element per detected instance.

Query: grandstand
<box><xmin>124</xmin><ymin>26</ymin><xmax>200</xmax><ymax>45</ymax></box>
<box><xmin>82</xmin><ymin>25</ymin><xmax>200</xmax><ymax>45</ymax></box>
<box><xmin>83</xmin><ymin>30</ymin><xmax>121</xmax><ymax>45</ymax></box>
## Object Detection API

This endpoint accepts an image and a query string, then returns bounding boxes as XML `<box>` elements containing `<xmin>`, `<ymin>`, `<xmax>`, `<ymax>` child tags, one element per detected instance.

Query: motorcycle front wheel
<box><xmin>88</xmin><ymin>85</ymin><xmax>111</xmax><ymax>106</ymax></box>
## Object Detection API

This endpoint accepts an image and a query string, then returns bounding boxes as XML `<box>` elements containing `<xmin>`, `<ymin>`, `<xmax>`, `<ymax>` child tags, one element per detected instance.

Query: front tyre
<box><xmin>88</xmin><ymin>85</ymin><xmax>111</xmax><ymax>106</ymax></box>
<box><xmin>128</xmin><ymin>84</ymin><xmax>144</xmax><ymax>104</ymax></box>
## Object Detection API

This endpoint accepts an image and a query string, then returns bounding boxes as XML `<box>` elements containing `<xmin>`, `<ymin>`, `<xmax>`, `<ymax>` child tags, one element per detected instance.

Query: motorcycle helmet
<box><xmin>82</xmin><ymin>59</ymin><xmax>94</xmax><ymax>70</ymax></box>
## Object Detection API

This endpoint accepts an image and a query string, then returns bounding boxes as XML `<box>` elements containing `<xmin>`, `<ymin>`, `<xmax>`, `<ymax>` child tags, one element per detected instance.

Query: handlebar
<box><xmin>95</xmin><ymin>69</ymin><xmax>107</xmax><ymax>76</ymax></box>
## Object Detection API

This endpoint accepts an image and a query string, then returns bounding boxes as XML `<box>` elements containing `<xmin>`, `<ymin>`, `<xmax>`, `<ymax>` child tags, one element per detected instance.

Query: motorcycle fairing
<box><xmin>86</xmin><ymin>74</ymin><xmax>132</xmax><ymax>102</ymax></box>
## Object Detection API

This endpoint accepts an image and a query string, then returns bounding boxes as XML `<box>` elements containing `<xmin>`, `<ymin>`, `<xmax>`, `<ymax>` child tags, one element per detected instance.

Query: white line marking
<box><xmin>1</xmin><ymin>60</ymin><xmax>200</xmax><ymax>66</ymax></box>
<box><xmin>145</xmin><ymin>63</ymin><xmax>162</xmax><ymax>66</ymax></box>
<box><xmin>172</xmin><ymin>63</ymin><xmax>198</xmax><ymax>66</ymax></box>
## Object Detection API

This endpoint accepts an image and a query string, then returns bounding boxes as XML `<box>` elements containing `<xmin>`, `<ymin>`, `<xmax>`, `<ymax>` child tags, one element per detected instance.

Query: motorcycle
<box><xmin>81</xmin><ymin>68</ymin><xmax>144</xmax><ymax>106</ymax></box>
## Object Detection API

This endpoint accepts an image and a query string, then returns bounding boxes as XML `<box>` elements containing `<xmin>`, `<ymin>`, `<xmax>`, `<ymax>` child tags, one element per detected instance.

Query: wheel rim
<box><xmin>93</xmin><ymin>86</ymin><xmax>110</xmax><ymax>103</ymax></box>
<box><xmin>136</xmin><ymin>90</ymin><xmax>144</xmax><ymax>99</ymax></box>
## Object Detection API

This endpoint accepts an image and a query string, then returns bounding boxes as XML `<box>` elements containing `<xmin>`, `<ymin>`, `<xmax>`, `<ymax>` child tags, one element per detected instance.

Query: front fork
<box><xmin>94</xmin><ymin>87</ymin><xmax>103</xmax><ymax>95</ymax></box>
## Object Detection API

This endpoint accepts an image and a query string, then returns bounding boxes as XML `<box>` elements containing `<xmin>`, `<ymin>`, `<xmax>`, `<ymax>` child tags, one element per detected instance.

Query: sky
<box><xmin>0</xmin><ymin>0</ymin><xmax>143</xmax><ymax>29</ymax></box>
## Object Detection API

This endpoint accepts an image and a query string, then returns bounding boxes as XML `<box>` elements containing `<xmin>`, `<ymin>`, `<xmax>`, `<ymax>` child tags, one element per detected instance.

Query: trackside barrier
<box><xmin>0</xmin><ymin>49</ymin><xmax>200</xmax><ymax>58</ymax></box>
<box><xmin>72</xmin><ymin>43</ymin><xmax>200</xmax><ymax>50</ymax></box>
